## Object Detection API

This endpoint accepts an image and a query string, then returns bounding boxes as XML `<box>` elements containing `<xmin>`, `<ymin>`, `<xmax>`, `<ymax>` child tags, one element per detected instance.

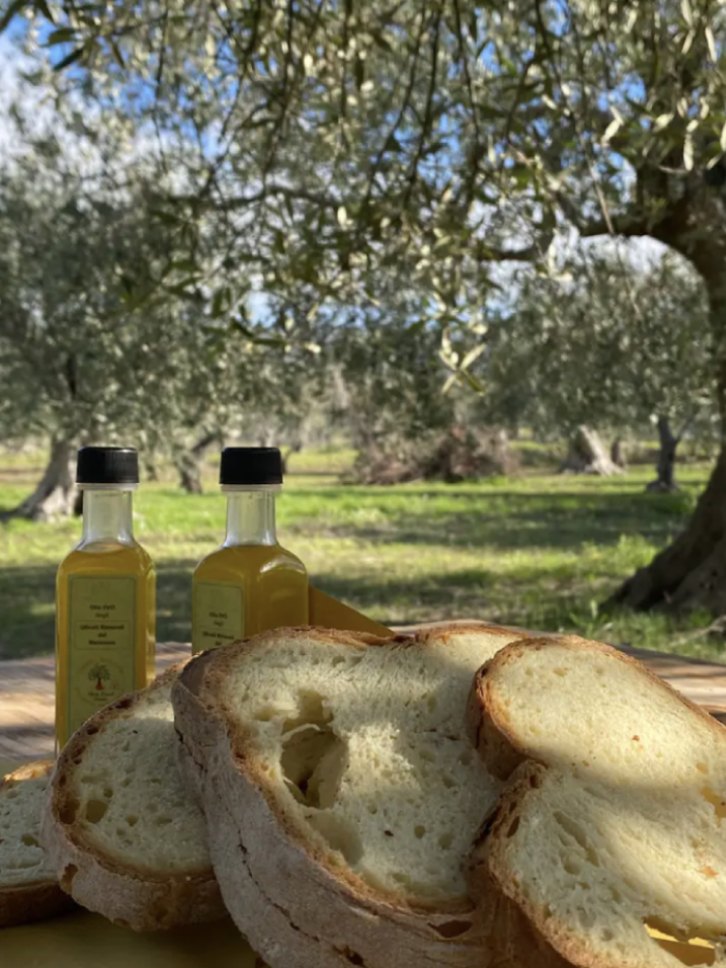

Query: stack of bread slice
<box><xmin>21</xmin><ymin>622</ymin><xmax>726</xmax><ymax>968</ymax></box>
<box><xmin>470</xmin><ymin>635</ymin><xmax>726</xmax><ymax>967</ymax></box>
<box><xmin>172</xmin><ymin>623</ymin><xmax>528</xmax><ymax>967</ymax></box>
<box><xmin>0</xmin><ymin>760</ymin><xmax>74</xmax><ymax>927</ymax></box>
<box><xmin>40</xmin><ymin>664</ymin><xmax>225</xmax><ymax>930</ymax></box>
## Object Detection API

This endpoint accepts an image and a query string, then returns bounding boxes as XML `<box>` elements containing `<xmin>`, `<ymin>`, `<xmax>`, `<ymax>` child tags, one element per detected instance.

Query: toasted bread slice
<box><xmin>173</xmin><ymin>622</ymin><xmax>531</xmax><ymax>967</ymax></box>
<box><xmin>0</xmin><ymin>759</ymin><xmax>74</xmax><ymax>927</ymax></box>
<box><xmin>470</xmin><ymin>635</ymin><xmax>726</xmax><ymax>967</ymax></box>
<box><xmin>41</xmin><ymin>665</ymin><xmax>225</xmax><ymax>931</ymax></box>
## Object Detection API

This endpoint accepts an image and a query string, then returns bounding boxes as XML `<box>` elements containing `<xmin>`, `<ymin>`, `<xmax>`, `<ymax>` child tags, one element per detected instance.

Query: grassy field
<box><xmin>0</xmin><ymin>446</ymin><xmax>722</xmax><ymax>661</ymax></box>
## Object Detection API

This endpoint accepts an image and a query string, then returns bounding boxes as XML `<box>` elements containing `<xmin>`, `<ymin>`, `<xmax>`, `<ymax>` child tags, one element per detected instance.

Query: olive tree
<box><xmin>481</xmin><ymin>244</ymin><xmax>713</xmax><ymax>487</ymax></box>
<box><xmin>6</xmin><ymin>0</ymin><xmax>726</xmax><ymax>611</ymax></box>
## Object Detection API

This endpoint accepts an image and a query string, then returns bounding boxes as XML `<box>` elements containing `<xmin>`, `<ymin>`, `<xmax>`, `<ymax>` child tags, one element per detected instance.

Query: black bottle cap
<box><xmin>220</xmin><ymin>447</ymin><xmax>283</xmax><ymax>486</ymax></box>
<box><xmin>76</xmin><ymin>446</ymin><xmax>139</xmax><ymax>485</ymax></box>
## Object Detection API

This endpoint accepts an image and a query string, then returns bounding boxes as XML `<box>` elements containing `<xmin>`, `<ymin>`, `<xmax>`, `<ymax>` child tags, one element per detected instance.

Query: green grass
<box><xmin>0</xmin><ymin>447</ymin><xmax>722</xmax><ymax>662</ymax></box>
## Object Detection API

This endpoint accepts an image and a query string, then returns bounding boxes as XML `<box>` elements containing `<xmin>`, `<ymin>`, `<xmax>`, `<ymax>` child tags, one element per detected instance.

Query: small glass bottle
<box><xmin>55</xmin><ymin>447</ymin><xmax>156</xmax><ymax>748</ymax></box>
<box><xmin>192</xmin><ymin>447</ymin><xmax>308</xmax><ymax>653</ymax></box>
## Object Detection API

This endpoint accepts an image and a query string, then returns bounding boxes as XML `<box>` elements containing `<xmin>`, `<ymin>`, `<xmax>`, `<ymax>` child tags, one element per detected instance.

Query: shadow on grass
<box><xmin>0</xmin><ymin>482</ymin><xmax>703</xmax><ymax>660</ymax></box>
<box><xmin>0</xmin><ymin>560</ymin><xmax>197</xmax><ymax>660</ymax></box>
<box><xmin>0</xmin><ymin>556</ymin><xmax>580</xmax><ymax>658</ymax></box>
<box><xmin>289</xmin><ymin>488</ymin><xmax>694</xmax><ymax>551</ymax></box>
<box><xmin>313</xmin><ymin>567</ymin><xmax>597</xmax><ymax>629</ymax></box>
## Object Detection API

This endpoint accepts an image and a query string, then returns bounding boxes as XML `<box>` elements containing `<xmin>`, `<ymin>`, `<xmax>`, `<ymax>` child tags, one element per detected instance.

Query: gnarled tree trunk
<box><xmin>608</xmin><ymin>266</ymin><xmax>726</xmax><ymax>612</ymax></box>
<box><xmin>601</xmin><ymin>150</ymin><xmax>726</xmax><ymax>614</ymax></box>
<box><xmin>610</xmin><ymin>437</ymin><xmax>627</xmax><ymax>469</ymax></box>
<box><xmin>646</xmin><ymin>416</ymin><xmax>679</xmax><ymax>492</ymax></box>
<box><xmin>607</xmin><ymin>445</ymin><xmax>726</xmax><ymax>613</ymax></box>
<box><xmin>560</xmin><ymin>425</ymin><xmax>624</xmax><ymax>476</ymax></box>
<box><xmin>2</xmin><ymin>438</ymin><xmax>76</xmax><ymax>521</ymax></box>
<box><xmin>174</xmin><ymin>432</ymin><xmax>220</xmax><ymax>494</ymax></box>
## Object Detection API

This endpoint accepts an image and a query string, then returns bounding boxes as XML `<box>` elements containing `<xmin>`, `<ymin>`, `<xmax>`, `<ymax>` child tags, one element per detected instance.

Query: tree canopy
<box><xmin>4</xmin><ymin>0</ymin><xmax>726</xmax><ymax>610</ymax></box>
<box><xmin>6</xmin><ymin>2</ymin><xmax>726</xmax><ymax>326</ymax></box>
<box><xmin>484</xmin><ymin>244</ymin><xmax>713</xmax><ymax>440</ymax></box>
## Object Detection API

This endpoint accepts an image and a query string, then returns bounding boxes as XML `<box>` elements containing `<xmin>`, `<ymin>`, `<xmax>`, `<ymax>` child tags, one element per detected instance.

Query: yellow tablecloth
<box><xmin>2</xmin><ymin>911</ymin><xmax>258</xmax><ymax>968</ymax></box>
<box><xmin>1</xmin><ymin>758</ymin><xmax>257</xmax><ymax>968</ymax></box>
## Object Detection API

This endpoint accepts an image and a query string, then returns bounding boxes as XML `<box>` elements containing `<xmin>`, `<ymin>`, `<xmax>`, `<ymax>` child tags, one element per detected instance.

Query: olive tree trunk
<box><xmin>1</xmin><ymin>437</ymin><xmax>76</xmax><ymax>521</ymax></box>
<box><xmin>607</xmin><ymin>272</ymin><xmax>726</xmax><ymax>612</ymax></box>
<box><xmin>560</xmin><ymin>425</ymin><xmax>624</xmax><ymax>476</ymax></box>
<box><xmin>607</xmin><ymin>444</ymin><xmax>726</xmax><ymax>613</ymax></box>
<box><xmin>646</xmin><ymin>416</ymin><xmax>680</xmax><ymax>492</ymax></box>
<box><xmin>174</xmin><ymin>433</ymin><xmax>219</xmax><ymax>494</ymax></box>
<box><xmin>610</xmin><ymin>437</ymin><xmax>627</xmax><ymax>469</ymax></box>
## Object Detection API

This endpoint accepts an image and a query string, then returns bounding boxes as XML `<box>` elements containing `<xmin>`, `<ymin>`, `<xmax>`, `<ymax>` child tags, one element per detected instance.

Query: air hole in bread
<box><xmin>438</xmin><ymin>832</ymin><xmax>453</xmax><ymax>849</ymax></box>
<box><xmin>84</xmin><ymin>799</ymin><xmax>108</xmax><ymax>823</ymax></box>
<box><xmin>254</xmin><ymin>706</ymin><xmax>286</xmax><ymax>722</ymax></box>
<box><xmin>282</xmin><ymin>690</ymin><xmax>333</xmax><ymax>734</ymax></box>
<box><xmin>61</xmin><ymin>863</ymin><xmax>78</xmax><ymax>890</ymax></box>
<box><xmin>281</xmin><ymin>724</ymin><xmax>347</xmax><ymax>809</ymax></box>
<box><xmin>644</xmin><ymin>918</ymin><xmax>716</xmax><ymax>966</ymax></box>
<box><xmin>432</xmin><ymin>919</ymin><xmax>472</xmax><ymax>939</ymax></box>
<box><xmin>125</xmin><ymin>815</ymin><xmax>139</xmax><ymax>827</ymax></box>
<box><xmin>306</xmin><ymin>812</ymin><xmax>363</xmax><ymax>864</ymax></box>
<box><xmin>697</xmin><ymin>762</ymin><xmax>709</xmax><ymax>775</ymax></box>
<box><xmin>553</xmin><ymin>812</ymin><xmax>589</xmax><ymax>850</ymax></box>
<box><xmin>562</xmin><ymin>856</ymin><xmax>581</xmax><ymax>876</ymax></box>
<box><xmin>553</xmin><ymin>668</ymin><xmax>568</xmax><ymax>677</ymax></box>
<box><xmin>507</xmin><ymin>817</ymin><xmax>520</xmax><ymax>838</ymax></box>
<box><xmin>59</xmin><ymin>797</ymin><xmax>79</xmax><ymax>824</ymax></box>
<box><xmin>20</xmin><ymin>833</ymin><xmax>39</xmax><ymax>847</ymax></box>
<box><xmin>700</xmin><ymin>787</ymin><xmax>726</xmax><ymax>821</ymax></box>
<box><xmin>339</xmin><ymin>947</ymin><xmax>365</xmax><ymax>965</ymax></box>
<box><xmin>414</xmin><ymin>825</ymin><xmax>426</xmax><ymax>839</ymax></box>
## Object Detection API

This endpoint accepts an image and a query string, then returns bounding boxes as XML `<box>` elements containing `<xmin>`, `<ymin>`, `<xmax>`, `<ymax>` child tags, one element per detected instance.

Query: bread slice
<box><xmin>0</xmin><ymin>759</ymin><xmax>75</xmax><ymax>927</ymax></box>
<box><xmin>40</xmin><ymin>664</ymin><xmax>226</xmax><ymax>931</ymax></box>
<box><xmin>172</xmin><ymin>622</ymin><xmax>532</xmax><ymax>968</ymax></box>
<box><xmin>469</xmin><ymin>635</ymin><xmax>726</xmax><ymax>968</ymax></box>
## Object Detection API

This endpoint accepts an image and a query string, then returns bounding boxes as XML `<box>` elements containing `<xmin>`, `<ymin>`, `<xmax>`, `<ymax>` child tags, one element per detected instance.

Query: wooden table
<box><xmin>3</xmin><ymin>639</ymin><xmax>726</xmax><ymax>760</ymax></box>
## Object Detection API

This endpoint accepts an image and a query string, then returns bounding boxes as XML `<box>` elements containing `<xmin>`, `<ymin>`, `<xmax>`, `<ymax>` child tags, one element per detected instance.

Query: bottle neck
<box><xmin>80</xmin><ymin>488</ymin><xmax>135</xmax><ymax>546</ymax></box>
<box><xmin>223</xmin><ymin>489</ymin><xmax>278</xmax><ymax>546</ymax></box>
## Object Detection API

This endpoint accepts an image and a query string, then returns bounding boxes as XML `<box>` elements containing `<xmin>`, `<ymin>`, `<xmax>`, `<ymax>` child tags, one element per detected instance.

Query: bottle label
<box><xmin>67</xmin><ymin>575</ymin><xmax>136</xmax><ymax>736</ymax></box>
<box><xmin>193</xmin><ymin>581</ymin><xmax>244</xmax><ymax>652</ymax></box>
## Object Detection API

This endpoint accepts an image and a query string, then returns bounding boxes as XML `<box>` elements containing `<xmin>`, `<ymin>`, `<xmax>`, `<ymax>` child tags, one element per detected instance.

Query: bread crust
<box><xmin>41</xmin><ymin>667</ymin><xmax>226</xmax><ymax>931</ymax></box>
<box><xmin>470</xmin><ymin>635</ymin><xmax>726</xmax><ymax>782</ymax></box>
<box><xmin>470</xmin><ymin>635</ymin><xmax>726</xmax><ymax>968</ymax></box>
<box><xmin>0</xmin><ymin>760</ymin><xmax>76</xmax><ymax>928</ymax></box>
<box><xmin>173</xmin><ymin>622</ymin><xmax>530</xmax><ymax>967</ymax></box>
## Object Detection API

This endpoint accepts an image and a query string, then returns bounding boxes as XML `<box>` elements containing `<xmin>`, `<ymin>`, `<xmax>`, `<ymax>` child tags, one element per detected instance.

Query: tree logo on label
<box><xmin>88</xmin><ymin>663</ymin><xmax>111</xmax><ymax>691</ymax></box>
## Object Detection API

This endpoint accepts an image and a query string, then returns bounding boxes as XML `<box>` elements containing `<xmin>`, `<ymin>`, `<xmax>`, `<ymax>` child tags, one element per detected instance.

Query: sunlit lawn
<box><xmin>0</xmin><ymin>447</ymin><xmax>721</xmax><ymax>661</ymax></box>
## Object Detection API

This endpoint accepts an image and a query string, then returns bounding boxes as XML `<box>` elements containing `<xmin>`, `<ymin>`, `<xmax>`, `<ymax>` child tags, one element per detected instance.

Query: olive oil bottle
<box><xmin>192</xmin><ymin>447</ymin><xmax>308</xmax><ymax>653</ymax></box>
<box><xmin>55</xmin><ymin>447</ymin><xmax>155</xmax><ymax>748</ymax></box>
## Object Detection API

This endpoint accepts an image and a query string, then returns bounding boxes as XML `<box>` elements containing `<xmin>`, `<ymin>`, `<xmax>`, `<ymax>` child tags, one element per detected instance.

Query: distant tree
<box><xmin>330</xmin><ymin>312</ymin><xmax>514</xmax><ymax>483</ymax></box>
<box><xmin>482</xmin><ymin>246</ymin><xmax>713</xmax><ymax>488</ymax></box>
<box><xmin>0</xmin><ymin>100</ymin><xmax>239</xmax><ymax>515</ymax></box>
